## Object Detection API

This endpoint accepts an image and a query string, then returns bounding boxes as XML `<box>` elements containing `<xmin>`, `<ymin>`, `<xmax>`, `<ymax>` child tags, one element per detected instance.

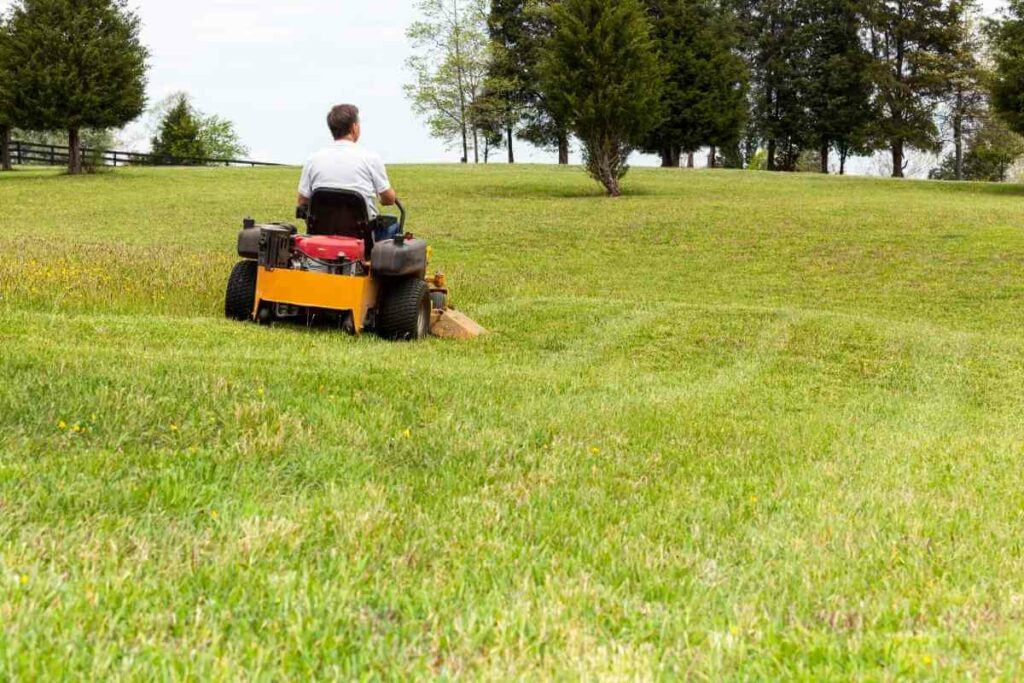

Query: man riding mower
<box><xmin>224</xmin><ymin>189</ymin><xmax>483</xmax><ymax>340</ymax></box>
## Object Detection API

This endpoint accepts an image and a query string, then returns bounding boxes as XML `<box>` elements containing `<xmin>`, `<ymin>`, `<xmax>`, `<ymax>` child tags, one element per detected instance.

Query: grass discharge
<box><xmin>1</xmin><ymin>165</ymin><xmax>1024</xmax><ymax>678</ymax></box>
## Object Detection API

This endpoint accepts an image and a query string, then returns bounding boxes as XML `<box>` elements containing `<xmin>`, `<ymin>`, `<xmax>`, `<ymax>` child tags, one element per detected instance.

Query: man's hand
<box><xmin>297</xmin><ymin>193</ymin><xmax>310</xmax><ymax>208</ymax></box>
<box><xmin>379</xmin><ymin>188</ymin><xmax>397</xmax><ymax>206</ymax></box>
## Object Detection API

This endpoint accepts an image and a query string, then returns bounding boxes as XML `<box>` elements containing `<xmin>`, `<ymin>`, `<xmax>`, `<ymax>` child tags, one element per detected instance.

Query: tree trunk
<box><xmin>507</xmin><ymin>125</ymin><xmax>514</xmax><ymax>164</ymax></box>
<box><xmin>767</xmin><ymin>139</ymin><xmax>777</xmax><ymax>171</ymax></box>
<box><xmin>840</xmin><ymin>149</ymin><xmax>848</xmax><ymax>176</ymax></box>
<box><xmin>557</xmin><ymin>132</ymin><xmax>569</xmax><ymax>165</ymax></box>
<box><xmin>0</xmin><ymin>125</ymin><xmax>11</xmax><ymax>172</ymax></box>
<box><xmin>891</xmin><ymin>140</ymin><xmax>904</xmax><ymax>179</ymax></box>
<box><xmin>686</xmin><ymin>152</ymin><xmax>695</xmax><ymax>168</ymax></box>
<box><xmin>660</xmin><ymin>146</ymin><xmax>680</xmax><ymax>168</ymax></box>
<box><xmin>601</xmin><ymin>168</ymin><xmax>621</xmax><ymax>197</ymax></box>
<box><xmin>707</xmin><ymin>146</ymin><xmax>717</xmax><ymax>169</ymax></box>
<box><xmin>820</xmin><ymin>139</ymin><xmax>829</xmax><ymax>174</ymax></box>
<box><xmin>953</xmin><ymin>103</ymin><xmax>963</xmax><ymax>181</ymax></box>
<box><xmin>472</xmin><ymin>128</ymin><xmax>479</xmax><ymax>164</ymax></box>
<box><xmin>68</xmin><ymin>128</ymin><xmax>83</xmax><ymax>175</ymax></box>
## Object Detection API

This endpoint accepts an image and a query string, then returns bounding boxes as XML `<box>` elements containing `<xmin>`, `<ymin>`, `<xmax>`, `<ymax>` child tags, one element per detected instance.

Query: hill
<box><xmin>2</xmin><ymin>165</ymin><xmax>1024</xmax><ymax>679</ymax></box>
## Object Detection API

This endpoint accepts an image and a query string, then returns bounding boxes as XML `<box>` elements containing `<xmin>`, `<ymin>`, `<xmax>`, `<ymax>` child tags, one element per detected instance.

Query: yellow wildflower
<box><xmin>57</xmin><ymin>420</ymin><xmax>67</xmax><ymax>430</ymax></box>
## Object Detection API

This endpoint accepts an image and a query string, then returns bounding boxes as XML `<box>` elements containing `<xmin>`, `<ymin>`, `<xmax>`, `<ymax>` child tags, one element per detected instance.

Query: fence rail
<box><xmin>8</xmin><ymin>140</ymin><xmax>283</xmax><ymax>168</ymax></box>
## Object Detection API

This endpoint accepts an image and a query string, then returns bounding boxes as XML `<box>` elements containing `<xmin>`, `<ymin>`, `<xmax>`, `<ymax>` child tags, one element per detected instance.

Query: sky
<box><xmin>0</xmin><ymin>0</ymin><xmax>1011</xmax><ymax>169</ymax></box>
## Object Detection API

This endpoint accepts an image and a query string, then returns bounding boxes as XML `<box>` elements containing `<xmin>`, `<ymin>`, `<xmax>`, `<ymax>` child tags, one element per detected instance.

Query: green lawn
<box><xmin>2</xmin><ymin>164</ymin><xmax>1024</xmax><ymax>679</ymax></box>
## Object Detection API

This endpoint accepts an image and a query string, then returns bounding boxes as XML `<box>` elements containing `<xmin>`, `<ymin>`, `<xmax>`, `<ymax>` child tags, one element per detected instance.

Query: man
<box><xmin>297</xmin><ymin>104</ymin><xmax>400</xmax><ymax>238</ymax></box>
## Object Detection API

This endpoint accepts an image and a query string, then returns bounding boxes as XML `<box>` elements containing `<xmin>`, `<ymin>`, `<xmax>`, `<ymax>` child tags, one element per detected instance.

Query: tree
<box><xmin>150</xmin><ymin>93</ymin><xmax>249</xmax><ymax>163</ymax></box>
<box><xmin>196</xmin><ymin>114</ymin><xmax>248</xmax><ymax>160</ymax></box>
<box><xmin>487</xmin><ymin>0</ymin><xmax>527</xmax><ymax>163</ymax></box>
<box><xmin>150</xmin><ymin>95</ymin><xmax>206</xmax><ymax>163</ymax></box>
<box><xmin>406</xmin><ymin>0</ymin><xmax>490</xmax><ymax>163</ymax></box>
<box><xmin>802</xmin><ymin>0</ymin><xmax>875</xmax><ymax>174</ymax></box>
<box><xmin>929</xmin><ymin>113</ymin><xmax>1024</xmax><ymax>180</ymax></box>
<box><xmin>541</xmin><ymin>0</ymin><xmax>663</xmax><ymax>195</ymax></box>
<box><xmin>748</xmin><ymin>0</ymin><xmax>811</xmax><ymax>171</ymax></box>
<box><xmin>988</xmin><ymin>0</ymin><xmax>1024</xmax><ymax>147</ymax></box>
<box><xmin>0</xmin><ymin>0</ymin><xmax>147</xmax><ymax>175</ymax></box>
<box><xmin>935</xmin><ymin>0</ymin><xmax>986</xmax><ymax>180</ymax></box>
<box><xmin>642</xmin><ymin>0</ymin><xmax>748</xmax><ymax>168</ymax></box>
<box><xmin>0</xmin><ymin>16</ymin><xmax>13</xmax><ymax>172</ymax></box>
<box><xmin>488</xmin><ymin>0</ymin><xmax>572</xmax><ymax>164</ymax></box>
<box><xmin>863</xmin><ymin>0</ymin><xmax>962</xmax><ymax>178</ymax></box>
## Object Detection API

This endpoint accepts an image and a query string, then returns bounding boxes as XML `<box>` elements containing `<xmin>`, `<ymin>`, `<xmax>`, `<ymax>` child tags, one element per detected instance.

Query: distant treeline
<box><xmin>407</xmin><ymin>0</ymin><xmax>1024</xmax><ymax>192</ymax></box>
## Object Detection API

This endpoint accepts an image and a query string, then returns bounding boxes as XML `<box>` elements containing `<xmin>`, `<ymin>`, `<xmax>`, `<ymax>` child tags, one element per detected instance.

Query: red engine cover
<box><xmin>294</xmin><ymin>235</ymin><xmax>365</xmax><ymax>262</ymax></box>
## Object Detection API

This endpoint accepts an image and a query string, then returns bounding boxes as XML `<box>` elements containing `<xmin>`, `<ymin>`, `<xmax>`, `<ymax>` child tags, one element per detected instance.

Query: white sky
<box><xmin>0</xmin><ymin>0</ymin><xmax>1010</xmax><ymax>168</ymax></box>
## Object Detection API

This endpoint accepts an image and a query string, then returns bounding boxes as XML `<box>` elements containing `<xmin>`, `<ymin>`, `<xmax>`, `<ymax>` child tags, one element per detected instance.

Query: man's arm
<box><xmin>297</xmin><ymin>160</ymin><xmax>313</xmax><ymax>208</ymax></box>
<box><xmin>370</xmin><ymin>154</ymin><xmax>396</xmax><ymax>206</ymax></box>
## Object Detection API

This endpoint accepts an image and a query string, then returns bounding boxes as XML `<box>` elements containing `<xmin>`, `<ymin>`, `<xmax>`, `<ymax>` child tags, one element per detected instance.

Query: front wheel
<box><xmin>376</xmin><ymin>278</ymin><xmax>431</xmax><ymax>341</ymax></box>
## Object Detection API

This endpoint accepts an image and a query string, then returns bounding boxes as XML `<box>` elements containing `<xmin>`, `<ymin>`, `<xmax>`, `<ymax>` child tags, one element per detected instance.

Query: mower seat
<box><xmin>304</xmin><ymin>188</ymin><xmax>372</xmax><ymax>242</ymax></box>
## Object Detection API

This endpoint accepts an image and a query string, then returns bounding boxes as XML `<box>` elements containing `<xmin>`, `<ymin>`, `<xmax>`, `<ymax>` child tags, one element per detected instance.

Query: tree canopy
<box><xmin>0</xmin><ymin>0</ymin><xmax>148</xmax><ymax>174</ymax></box>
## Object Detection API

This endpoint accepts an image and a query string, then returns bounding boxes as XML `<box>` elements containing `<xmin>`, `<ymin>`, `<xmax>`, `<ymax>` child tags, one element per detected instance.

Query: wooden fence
<box><xmin>8</xmin><ymin>140</ymin><xmax>283</xmax><ymax>168</ymax></box>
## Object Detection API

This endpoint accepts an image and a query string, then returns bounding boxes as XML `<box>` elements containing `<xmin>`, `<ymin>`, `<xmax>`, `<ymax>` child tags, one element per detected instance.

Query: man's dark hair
<box><xmin>327</xmin><ymin>104</ymin><xmax>360</xmax><ymax>139</ymax></box>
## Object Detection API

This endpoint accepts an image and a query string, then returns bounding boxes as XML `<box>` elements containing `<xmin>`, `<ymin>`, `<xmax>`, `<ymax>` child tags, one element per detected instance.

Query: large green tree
<box><xmin>642</xmin><ymin>0</ymin><xmax>748</xmax><ymax>168</ymax></box>
<box><xmin>749</xmin><ymin>0</ymin><xmax>811</xmax><ymax>171</ymax></box>
<box><xmin>541</xmin><ymin>0</ymin><xmax>663</xmax><ymax>195</ymax></box>
<box><xmin>863</xmin><ymin>0</ymin><xmax>962</xmax><ymax>178</ymax></box>
<box><xmin>988</xmin><ymin>0</ymin><xmax>1024</xmax><ymax>149</ymax></box>
<box><xmin>0</xmin><ymin>0</ymin><xmax>148</xmax><ymax>175</ymax></box>
<box><xmin>800</xmin><ymin>0</ymin><xmax>874</xmax><ymax>175</ymax></box>
<box><xmin>488</xmin><ymin>0</ymin><xmax>572</xmax><ymax>164</ymax></box>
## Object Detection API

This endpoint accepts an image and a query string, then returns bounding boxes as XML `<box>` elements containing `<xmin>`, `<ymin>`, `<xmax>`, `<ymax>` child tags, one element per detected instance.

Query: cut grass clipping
<box><xmin>2</xmin><ymin>165</ymin><xmax>1024</xmax><ymax>679</ymax></box>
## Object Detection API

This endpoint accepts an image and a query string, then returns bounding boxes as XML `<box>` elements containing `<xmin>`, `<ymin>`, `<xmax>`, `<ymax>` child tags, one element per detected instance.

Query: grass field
<box><xmin>2</xmin><ymin>164</ymin><xmax>1024</xmax><ymax>680</ymax></box>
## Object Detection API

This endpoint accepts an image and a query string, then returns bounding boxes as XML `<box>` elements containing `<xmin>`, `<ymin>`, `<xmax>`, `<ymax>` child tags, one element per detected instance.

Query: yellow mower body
<box><xmin>253</xmin><ymin>266</ymin><xmax>380</xmax><ymax>332</ymax></box>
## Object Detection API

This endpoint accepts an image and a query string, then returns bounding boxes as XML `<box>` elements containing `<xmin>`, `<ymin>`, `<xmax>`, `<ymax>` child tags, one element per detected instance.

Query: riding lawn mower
<box><xmin>224</xmin><ymin>188</ymin><xmax>484</xmax><ymax>340</ymax></box>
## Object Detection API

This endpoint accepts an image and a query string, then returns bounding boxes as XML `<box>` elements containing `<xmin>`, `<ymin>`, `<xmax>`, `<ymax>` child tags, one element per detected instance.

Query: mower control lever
<box><xmin>394</xmin><ymin>199</ymin><xmax>406</xmax><ymax>232</ymax></box>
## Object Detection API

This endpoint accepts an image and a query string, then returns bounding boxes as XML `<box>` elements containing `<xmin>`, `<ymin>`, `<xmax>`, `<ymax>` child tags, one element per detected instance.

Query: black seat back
<box><xmin>306</xmin><ymin>188</ymin><xmax>371</xmax><ymax>241</ymax></box>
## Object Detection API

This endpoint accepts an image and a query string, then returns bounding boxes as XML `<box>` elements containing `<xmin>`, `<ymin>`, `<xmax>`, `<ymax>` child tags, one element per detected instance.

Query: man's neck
<box><xmin>335</xmin><ymin>135</ymin><xmax>357</xmax><ymax>144</ymax></box>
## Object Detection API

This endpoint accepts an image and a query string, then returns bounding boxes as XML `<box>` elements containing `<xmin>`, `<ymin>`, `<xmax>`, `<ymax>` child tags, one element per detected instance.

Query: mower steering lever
<box><xmin>395</xmin><ymin>199</ymin><xmax>406</xmax><ymax>232</ymax></box>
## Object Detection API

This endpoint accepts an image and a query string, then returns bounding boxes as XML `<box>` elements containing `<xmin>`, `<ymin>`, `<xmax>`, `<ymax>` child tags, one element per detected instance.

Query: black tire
<box><xmin>376</xmin><ymin>278</ymin><xmax>431</xmax><ymax>340</ymax></box>
<box><xmin>225</xmin><ymin>260</ymin><xmax>258</xmax><ymax>321</ymax></box>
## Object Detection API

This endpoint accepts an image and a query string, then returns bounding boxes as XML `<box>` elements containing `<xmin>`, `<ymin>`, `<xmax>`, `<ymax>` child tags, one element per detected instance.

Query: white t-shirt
<box><xmin>298</xmin><ymin>140</ymin><xmax>391</xmax><ymax>218</ymax></box>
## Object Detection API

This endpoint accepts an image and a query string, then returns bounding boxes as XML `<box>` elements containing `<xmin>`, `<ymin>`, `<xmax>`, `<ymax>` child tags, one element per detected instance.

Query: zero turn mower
<box><xmin>224</xmin><ymin>189</ymin><xmax>484</xmax><ymax>340</ymax></box>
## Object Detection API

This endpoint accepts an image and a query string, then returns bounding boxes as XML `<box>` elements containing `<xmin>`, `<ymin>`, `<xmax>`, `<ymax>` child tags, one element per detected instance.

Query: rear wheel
<box><xmin>225</xmin><ymin>260</ymin><xmax>258</xmax><ymax>321</ymax></box>
<box><xmin>376</xmin><ymin>278</ymin><xmax>431</xmax><ymax>340</ymax></box>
